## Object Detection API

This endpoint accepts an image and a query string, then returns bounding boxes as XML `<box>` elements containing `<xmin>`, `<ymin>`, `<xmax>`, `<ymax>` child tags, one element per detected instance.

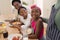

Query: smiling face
<box><xmin>13</xmin><ymin>1</ymin><xmax>21</xmax><ymax>10</ymax></box>
<box><xmin>31</xmin><ymin>8</ymin><xmax>41</xmax><ymax>19</ymax></box>
<box><xmin>19</xmin><ymin>8</ymin><xmax>27</xmax><ymax>18</ymax></box>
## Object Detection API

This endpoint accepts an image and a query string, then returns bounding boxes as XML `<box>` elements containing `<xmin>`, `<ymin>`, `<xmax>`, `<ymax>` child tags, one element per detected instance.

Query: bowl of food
<box><xmin>26</xmin><ymin>28</ymin><xmax>33</xmax><ymax>35</ymax></box>
<box><xmin>8</xmin><ymin>34</ymin><xmax>22</xmax><ymax>40</ymax></box>
<box><xmin>12</xmin><ymin>22</ymin><xmax>21</xmax><ymax>25</ymax></box>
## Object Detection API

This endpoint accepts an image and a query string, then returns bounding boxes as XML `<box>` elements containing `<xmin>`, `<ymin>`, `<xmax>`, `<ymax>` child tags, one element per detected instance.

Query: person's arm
<box><xmin>21</xmin><ymin>18</ymin><xmax>31</xmax><ymax>29</ymax></box>
<box><xmin>21</xmin><ymin>21</ymin><xmax>31</xmax><ymax>29</ymax></box>
<box><xmin>41</xmin><ymin>17</ymin><xmax>48</xmax><ymax>23</ymax></box>
<box><xmin>28</xmin><ymin>19</ymin><xmax>43</xmax><ymax>39</ymax></box>
<box><xmin>13</xmin><ymin>24</ymin><xmax>21</xmax><ymax>29</ymax></box>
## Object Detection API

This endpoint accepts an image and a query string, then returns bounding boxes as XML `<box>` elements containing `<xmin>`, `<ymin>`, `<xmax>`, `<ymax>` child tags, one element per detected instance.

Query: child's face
<box><xmin>31</xmin><ymin>8</ymin><xmax>41</xmax><ymax>19</ymax></box>
<box><xmin>20</xmin><ymin>8</ymin><xmax>27</xmax><ymax>18</ymax></box>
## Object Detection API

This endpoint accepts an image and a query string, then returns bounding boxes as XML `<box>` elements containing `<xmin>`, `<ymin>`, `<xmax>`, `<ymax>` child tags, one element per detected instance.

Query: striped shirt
<box><xmin>46</xmin><ymin>5</ymin><xmax>60</xmax><ymax>40</ymax></box>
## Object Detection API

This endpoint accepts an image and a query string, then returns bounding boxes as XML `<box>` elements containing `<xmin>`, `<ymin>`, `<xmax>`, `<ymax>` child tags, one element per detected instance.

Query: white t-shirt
<box><xmin>18</xmin><ymin>14</ymin><xmax>31</xmax><ymax>29</ymax></box>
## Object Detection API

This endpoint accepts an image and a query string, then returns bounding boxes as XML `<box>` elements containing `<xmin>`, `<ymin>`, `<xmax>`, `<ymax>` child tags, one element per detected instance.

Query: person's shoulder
<box><xmin>37</xmin><ymin>18</ymin><xmax>43</xmax><ymax>22</ymax></box>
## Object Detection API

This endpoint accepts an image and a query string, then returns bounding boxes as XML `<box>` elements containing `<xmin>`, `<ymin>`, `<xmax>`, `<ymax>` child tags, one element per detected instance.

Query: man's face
<box><xmin>13</xmin><ymin>2</ymin><xmax>21</xmax><ymax>10</ymax></box>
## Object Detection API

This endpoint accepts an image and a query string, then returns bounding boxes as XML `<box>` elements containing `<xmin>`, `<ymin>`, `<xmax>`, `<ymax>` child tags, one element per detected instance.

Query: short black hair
<box><xmin>18</xmin><ymin>6</ymin><xmax>27</xmax><ymax>15</ymax></box>
<box><xmin>12</xmin><ymin>0</ymin><xmax>21</xmax><ymax>5</ymax></box>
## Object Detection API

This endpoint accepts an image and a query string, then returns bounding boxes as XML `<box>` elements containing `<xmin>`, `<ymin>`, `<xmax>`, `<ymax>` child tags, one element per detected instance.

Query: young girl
<box><xmin>28</xmin><ymin>5</ymin><xmax>44</xmax><ymax>40</ymax></box>
<box><xmin>18</xmin><ymin>6</ymin><xmax>31</xmax><ymax>30</ymax></box>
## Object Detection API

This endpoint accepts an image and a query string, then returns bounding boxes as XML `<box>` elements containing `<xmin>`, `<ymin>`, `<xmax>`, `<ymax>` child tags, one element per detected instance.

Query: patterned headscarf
<box><xmin>31</xmin><ymin>5</ymin><xmax>41</xmax><ymax>15</ymax></box>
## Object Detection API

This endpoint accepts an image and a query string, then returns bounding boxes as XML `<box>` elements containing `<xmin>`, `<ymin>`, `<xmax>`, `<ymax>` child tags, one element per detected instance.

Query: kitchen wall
<box><xmin>0</xmin><ymin>0</ymin><xmax>12</xmax><ymax>14</ymax></box>
<box><xmin>0</xmin><ymin>0</ymin><xmax>17</xmax><ymax>22</ymax></box>
<box><xmin>21</xmin><ymin>0</ymin><xmax>34</xmax><ymax>6</ymax></box>
<box><xmin>43</xmin><ymin>0</ymin><xmax>57</xmax><ymax>18</ymax></box>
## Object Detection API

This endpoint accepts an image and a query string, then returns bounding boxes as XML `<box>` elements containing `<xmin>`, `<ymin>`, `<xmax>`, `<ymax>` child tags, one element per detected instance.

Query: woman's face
<box><xmin>31</xmin><ymin>8</ymin><xmax>41</xmax><ymax>19</ymax></box>
<box><xmin>20</xmin><ymin>8</ymin><xmax>27</xmax><ymax>18</ymax></box>
<box><xmin>13</xmin><ymin>2</ymin><xmax>21</xmax><ymax>10</ymax></box>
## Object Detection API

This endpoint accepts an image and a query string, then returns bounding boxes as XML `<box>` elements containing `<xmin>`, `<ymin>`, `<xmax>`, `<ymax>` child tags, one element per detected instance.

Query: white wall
<box><xmin>0</xmin><ymin>0</ymin><xmax>17</xmax><ymax>22</ymax></box>
<box><xmin>21</xmin><ymin>0</ymin><xmax>34</xmax><ymax>6</ymax></box>
<box><xmin>43</xmin><ymin>0</ymin><xmax>57</xmax><ymax>18</ymax></box>
<box><xmin>0</xmin><ymin>0</ymin><xmax>12</xmax><ymax>14</ymax></box>
<box><xmin>34</xmin><ymin>0</ymin><xmax>43</xmax><ymax>16</ymax></box>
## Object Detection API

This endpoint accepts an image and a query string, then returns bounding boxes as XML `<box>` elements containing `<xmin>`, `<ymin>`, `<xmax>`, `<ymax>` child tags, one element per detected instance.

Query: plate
<box><xmin>8</xmin><ymin>34</ymin><xmax>22</xmax><ymax>40</ymax></box>
<box><xmin>12</xmin><ymin>22</ymin><xmax>21</xmax><ymax>25</ymax></box>
<box><xmin>26</xmin><ymin>28</ymin><xmax>32</xmax><ymax>34</ymax></box>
